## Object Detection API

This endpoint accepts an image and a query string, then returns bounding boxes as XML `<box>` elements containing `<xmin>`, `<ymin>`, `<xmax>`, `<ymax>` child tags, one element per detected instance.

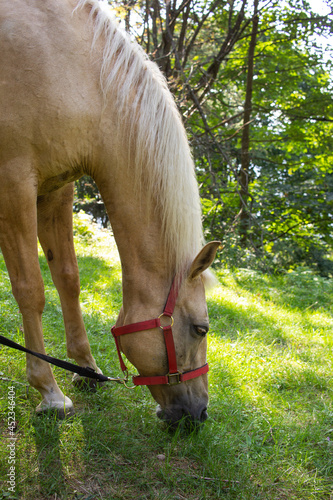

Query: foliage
<box><xmin>0</xmin><ymin>220</ymin><xmax>333</xmax><ymax>499</ymax></box>
<box><xmin>78</xmin><ymin>0</ymin><xmax>332</xmax><ymax>275</ymax></box>
<box><xmin>74</xmin><ymin>177</ymin><xmax>109</xmax><ymax>228</ymax></box>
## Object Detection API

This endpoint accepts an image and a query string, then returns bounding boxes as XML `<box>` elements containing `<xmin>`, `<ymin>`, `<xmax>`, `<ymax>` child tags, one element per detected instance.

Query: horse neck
<box><xmin>95</xmin><ymin>164</ymin><xmax>177</xmax><ymax>317</ymax></box>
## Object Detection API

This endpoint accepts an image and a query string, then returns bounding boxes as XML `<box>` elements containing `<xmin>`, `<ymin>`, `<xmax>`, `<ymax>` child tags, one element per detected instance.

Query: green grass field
<box><xmin>1</xmin><ymin>214</ymin><xmax>332</xmax><ymax>500</ymax></box>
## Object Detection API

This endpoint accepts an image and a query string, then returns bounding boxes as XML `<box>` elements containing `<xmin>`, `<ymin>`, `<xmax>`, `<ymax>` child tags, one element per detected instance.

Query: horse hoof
<box><xmin>72</xmin><ymin>372</ymin><xmax>105</xmax><ymax>392</ymax></box>
<box><xmin>36</xmin><ymin>396</ymin><xmax>75</xmax><ymax>420</ymax></box>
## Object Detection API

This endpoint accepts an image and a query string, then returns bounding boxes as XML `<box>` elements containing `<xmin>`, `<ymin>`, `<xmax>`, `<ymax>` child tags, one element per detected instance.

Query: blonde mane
<box><xmin>75</xmin><ymin>0</ymin><xmax>204</xmax><ymax>272</ymax></box>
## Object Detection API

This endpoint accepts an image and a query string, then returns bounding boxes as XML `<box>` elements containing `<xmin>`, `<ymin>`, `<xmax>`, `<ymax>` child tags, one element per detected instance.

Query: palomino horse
<box><xmin>0</xmin><ymin>0</ymin><xmax>219</xmax><ymax>426</ymax></box>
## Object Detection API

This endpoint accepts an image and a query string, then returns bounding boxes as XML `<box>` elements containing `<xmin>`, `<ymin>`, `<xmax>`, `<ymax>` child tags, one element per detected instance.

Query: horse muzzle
<box><xmin>156</xmin><ymin>401</ymin><xmax>208</xmax><ymax>429</ymax></box>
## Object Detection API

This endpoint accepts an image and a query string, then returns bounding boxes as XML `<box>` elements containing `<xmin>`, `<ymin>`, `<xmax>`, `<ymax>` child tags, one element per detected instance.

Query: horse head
<box><xmin>114</xmin><ymin>241</ymin><xmax>220</xmax><ymax>428</ymax></box>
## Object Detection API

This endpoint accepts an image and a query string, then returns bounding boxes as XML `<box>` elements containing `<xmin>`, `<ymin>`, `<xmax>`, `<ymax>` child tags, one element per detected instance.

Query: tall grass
<box><xmin>1</xmin><ymin>214</ymin><xmax>332</xmax><ymax>499</ymax></box>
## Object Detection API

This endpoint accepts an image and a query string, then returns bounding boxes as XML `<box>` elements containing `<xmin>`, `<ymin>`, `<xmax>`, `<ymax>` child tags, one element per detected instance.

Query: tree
<box><xmin>239</xmin><ymin>0</ymin><xmax>259</xmax><ymax>246</ymax></box>
<box><xmin>77</xmin><ymin>0</ymin><xmax>333</xmax><ymax>274</ymax></box>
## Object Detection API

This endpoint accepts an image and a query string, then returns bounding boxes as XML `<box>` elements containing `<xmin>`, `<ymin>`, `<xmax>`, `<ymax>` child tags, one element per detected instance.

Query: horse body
<box><xmin>1</xmin><ymin>0</ymin><xmax>100</xmax><ymax>185</ymax></box>
<box><xmin>0</xmin><ymin>0</ymin><xmax>219</xmax><ymax>424</ymax></box>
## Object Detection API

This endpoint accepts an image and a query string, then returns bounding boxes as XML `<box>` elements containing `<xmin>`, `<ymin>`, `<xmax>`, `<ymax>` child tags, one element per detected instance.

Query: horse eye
<box><xmin>194</xmin><ymin>325</ymin><xmax>209</xmax><ymax>336</ymax></box>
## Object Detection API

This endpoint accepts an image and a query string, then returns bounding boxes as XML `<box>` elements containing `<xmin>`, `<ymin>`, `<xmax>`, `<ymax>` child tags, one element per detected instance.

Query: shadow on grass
<box><xmin>74</xmin><ymin>383</ymin><xmax>259</xmax><ymax>500</ymax></box>
<box><xmin>7</xmin><ymin>355</ymin><xmax>332</xmax><ymax>500</ymax></box>
<box><xmin>31</xmin><ymin>415</ymin><xmax>67</xmax><ymax>499</ymax></box>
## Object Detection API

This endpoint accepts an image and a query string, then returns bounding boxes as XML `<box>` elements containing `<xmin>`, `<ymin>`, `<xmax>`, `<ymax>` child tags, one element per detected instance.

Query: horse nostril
<box><xmin>200</xmin><ymin>407</ymin><xmax>208</xmax><ymax>422</ymax></box>
<box><xmin>156</xmin><ymin>404</ymin><xmax>208</xmax><ymax>429</ymax></box>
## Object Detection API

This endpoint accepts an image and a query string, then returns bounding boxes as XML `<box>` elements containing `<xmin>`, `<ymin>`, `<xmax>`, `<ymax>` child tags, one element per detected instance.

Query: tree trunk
<box><xmin>239</xmin><ymin>0</ymin><xmax>259</xmax><ymax>246</ymax></box>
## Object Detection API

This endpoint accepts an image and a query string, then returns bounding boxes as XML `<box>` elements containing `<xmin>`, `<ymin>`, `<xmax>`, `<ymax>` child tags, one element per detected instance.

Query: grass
<box><xmin>0</xmin><ymin>213</ymin><xmax>332</xmax><ymax>499</ymax></box>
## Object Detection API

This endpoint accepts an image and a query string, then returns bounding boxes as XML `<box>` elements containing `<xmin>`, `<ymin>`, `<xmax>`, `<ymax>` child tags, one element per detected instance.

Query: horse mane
<box><xmin>75</xmin><ymin>0</ymin><xmax>204</xmax><ymax>273</ymax></box>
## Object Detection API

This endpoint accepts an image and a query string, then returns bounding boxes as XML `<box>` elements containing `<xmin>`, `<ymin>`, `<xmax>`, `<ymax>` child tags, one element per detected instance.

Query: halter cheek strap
<box><xmin>111</xmin><ymin>277</ymin><xmax>209</xmax><ymax>386</ymax></box>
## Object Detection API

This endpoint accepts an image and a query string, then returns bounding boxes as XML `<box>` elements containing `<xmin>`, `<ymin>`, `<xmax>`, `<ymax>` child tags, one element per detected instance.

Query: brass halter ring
<box><xmin>158</xmin><ymin>313</ymin><xmax>174</xmax><ymax>329</ymax></box>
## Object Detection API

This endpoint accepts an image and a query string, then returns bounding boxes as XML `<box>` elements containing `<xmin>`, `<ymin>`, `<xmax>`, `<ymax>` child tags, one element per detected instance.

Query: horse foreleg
<box><xmin>37</xmin><ymin>184</ymin><xmax>102</xmax><ymax>389</ymax></box>
<box><xmin>0</xmin><ymin>172</ymin><xmax>73</xmax><ymax>415</ymax></box>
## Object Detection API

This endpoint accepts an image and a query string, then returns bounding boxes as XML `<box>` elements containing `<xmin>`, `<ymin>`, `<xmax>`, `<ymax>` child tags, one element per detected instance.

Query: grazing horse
<box><xmin>0</xmin><ymin>0</ymin><xmax>219</xmax><ymax>425</ymax></box>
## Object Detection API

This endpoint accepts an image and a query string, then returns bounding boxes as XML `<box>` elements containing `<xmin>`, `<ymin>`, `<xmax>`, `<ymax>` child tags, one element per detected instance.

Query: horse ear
<box><xmin>188</xmin><ymin>241</ymin><xmax>221</xmax><ymax>281</ymax></box>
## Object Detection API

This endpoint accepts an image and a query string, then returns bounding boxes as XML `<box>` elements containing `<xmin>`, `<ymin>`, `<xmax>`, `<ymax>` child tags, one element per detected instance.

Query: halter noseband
<box><xmin>111</xmin><ymin>276</ymin><xmax>209</xmax><ymax>386</ymax></box>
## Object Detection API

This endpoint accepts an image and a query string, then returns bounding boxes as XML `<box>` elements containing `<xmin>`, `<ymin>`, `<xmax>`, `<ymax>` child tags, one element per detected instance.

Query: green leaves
<box><xmin>86</xmin><ymin>0</ymin><xmax>333</xmax><ymax>274</ymax></box>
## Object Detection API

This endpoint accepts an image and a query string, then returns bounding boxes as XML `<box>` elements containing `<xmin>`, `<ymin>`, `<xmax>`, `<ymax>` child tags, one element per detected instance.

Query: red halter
<box><xmin>111</xmin><ymin>276</ymin><xmax>209</xmax><ymax>386</ymax></box>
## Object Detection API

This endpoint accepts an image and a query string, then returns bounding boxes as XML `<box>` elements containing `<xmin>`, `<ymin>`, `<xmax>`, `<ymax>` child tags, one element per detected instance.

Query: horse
<box><xmin>0</xmin><ymin>0</ymin><xmax>219</xmax><ymax>426</ymax></box>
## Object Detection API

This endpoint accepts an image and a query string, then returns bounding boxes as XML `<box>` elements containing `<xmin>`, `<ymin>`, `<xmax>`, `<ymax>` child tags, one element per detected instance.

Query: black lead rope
<box><xmin>0</xmin><ymin>334</ymin><xmax>110</xmax><ymax>382</ymax></box>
